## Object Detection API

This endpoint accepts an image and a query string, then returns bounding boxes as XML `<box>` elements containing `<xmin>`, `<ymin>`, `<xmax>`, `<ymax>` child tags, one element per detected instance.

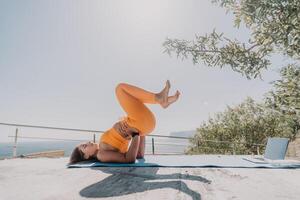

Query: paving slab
<box><xmin>0</xmin><ymin>157</ymin><xmax>300</xmax><ymax>200</ymax></box>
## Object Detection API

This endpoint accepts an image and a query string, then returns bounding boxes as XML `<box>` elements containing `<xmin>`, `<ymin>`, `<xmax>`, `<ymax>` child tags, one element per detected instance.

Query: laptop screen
<box><xmin>264</xmin><ymin>138</ymin><xmax>289</xmax><ymax>160</ymax></box>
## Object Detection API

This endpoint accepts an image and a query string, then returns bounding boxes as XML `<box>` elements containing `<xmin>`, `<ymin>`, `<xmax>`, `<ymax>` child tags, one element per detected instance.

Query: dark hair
<box><xmin>68</xmin><ymin>145</ymin><xmax>97</xmax><ymax>165</ymax></box>
<box><xmin>69</xmin><ymin>146</ymin><xmax>84</xmax><ymax>165</ymax></box>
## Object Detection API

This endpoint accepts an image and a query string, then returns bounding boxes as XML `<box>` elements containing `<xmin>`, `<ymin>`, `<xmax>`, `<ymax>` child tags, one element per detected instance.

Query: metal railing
<box><xmin>0</xmin><ymin>122</ymin><xmax>265</xmax><ymax>158</ymax></box>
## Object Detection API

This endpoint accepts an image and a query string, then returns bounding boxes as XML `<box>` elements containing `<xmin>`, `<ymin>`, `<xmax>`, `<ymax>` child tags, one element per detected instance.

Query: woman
<box><xmin>69</xmin><ymin>80</ymin><xmax>180</xmax><ymax>164</ymax></box>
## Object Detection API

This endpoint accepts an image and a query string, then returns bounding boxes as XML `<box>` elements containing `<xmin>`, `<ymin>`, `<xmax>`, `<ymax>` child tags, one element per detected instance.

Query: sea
<box><xmin>0</xmin><ymin>138</ymin><xmax>190</xmax><ymax>159</ymax></box>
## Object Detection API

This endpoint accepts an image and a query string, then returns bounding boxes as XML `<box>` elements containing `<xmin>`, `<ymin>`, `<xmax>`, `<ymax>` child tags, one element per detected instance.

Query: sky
<box><xmin>0</xmin><ymin>0</ymin><xmax>285</xmax><ymax>142</ymax></box>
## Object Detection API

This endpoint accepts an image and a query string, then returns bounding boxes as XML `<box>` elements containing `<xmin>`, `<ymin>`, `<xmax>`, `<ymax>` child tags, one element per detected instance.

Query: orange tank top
<box><xmin>99</xmin><ymin>126</ymin><xmax>129</xmax><ymax>153</ymax></box>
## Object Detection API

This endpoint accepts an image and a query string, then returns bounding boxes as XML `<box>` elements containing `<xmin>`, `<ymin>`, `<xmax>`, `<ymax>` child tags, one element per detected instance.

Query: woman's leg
<box><xmin>116</xmin><ymin>83</ymin><xmax>158</xmax><ymax>104</ymax></box>
<box><xmin>115</xmin><ymin>83</ymin><xmax>158</xmax><ymax>135</ymax></box>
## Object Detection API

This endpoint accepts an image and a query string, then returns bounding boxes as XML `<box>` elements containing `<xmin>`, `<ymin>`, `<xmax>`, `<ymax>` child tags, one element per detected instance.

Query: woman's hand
<box><xmin>121</xmin><ymin>122</ymin><xmax>140</xmax><ymax>137</ymax></box>
<box><xmin>114</xmin><ymin>121</ymin><xmax>140</xmax><ymax>139</ymax></box>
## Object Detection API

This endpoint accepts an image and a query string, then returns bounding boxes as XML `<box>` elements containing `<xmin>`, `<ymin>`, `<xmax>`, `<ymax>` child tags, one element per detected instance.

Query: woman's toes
<box><xmin>176</xmin><ymin>90</ymin><xmax>180</xmax><ymax>97</ymax></box>
<box><xmin>166</xmin><ymin>80</ymin><xmax>170</xmax><ymax>89</ymax></box>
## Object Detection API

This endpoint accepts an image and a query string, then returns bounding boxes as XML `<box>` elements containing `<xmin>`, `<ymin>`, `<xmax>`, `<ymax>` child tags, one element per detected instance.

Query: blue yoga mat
<box><xmin>66</xmin><ymin>155</ymin><xmax>300</xmax><ymax>169</ymax></box>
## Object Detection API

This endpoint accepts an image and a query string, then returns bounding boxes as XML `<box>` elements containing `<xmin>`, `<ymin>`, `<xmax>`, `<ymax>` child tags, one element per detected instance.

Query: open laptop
<box><xmin>243</xmin><ymin>137</ymin><xmax>290</xmax><ymax>164</ymax></box>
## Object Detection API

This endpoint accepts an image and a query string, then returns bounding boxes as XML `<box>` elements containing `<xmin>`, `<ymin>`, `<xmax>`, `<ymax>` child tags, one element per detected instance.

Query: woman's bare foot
<box><xmin>155</xmin><ymin>80</ymin><xmax>170</xmax><ymax>108</ymax></box>
<box><xmin>164</xmin><ymin>90</ymin><xmax>180</xmax><ymax>108</ymax></box>
<box><xmin>156</xmin><ymin>88</ymin><xmax>180</xmax><ymax>109</ymax></box>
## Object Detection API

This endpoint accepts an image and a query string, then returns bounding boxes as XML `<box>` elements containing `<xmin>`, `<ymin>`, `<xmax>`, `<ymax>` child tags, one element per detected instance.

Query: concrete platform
<box><xmin>0</xmin><ymin>156</ymin><xmax>300</xmax><ymax>200</ymax></box>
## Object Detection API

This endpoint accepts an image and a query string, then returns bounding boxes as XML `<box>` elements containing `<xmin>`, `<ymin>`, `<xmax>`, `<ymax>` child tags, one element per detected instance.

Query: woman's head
<box><xmin>69</xmin><ymin>141</ymin><xmax>99</xmax><ymax>164</ymax></box>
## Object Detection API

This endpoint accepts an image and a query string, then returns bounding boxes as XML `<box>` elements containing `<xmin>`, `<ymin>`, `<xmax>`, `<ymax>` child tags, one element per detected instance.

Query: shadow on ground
<box><xmin>79</xmin><ymin>167</ymin><xmax>211</xmax><ymax>200</ymax></box>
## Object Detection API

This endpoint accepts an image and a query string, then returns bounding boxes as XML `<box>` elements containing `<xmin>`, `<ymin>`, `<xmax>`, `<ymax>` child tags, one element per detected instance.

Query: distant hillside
<box><xmin>169</xmin><ymin>130</ymin><xmax>196</xmax><ymax>138</ymax></box>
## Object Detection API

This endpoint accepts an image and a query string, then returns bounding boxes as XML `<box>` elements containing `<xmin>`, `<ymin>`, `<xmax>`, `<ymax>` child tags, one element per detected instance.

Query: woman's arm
<box><xmin>137</xmin><ymin>136</ymin><xmax>145</xmax><ymax>159</ymax></box>
<box><xmin>97</xmin><ymin>135</ymin><xmax>140</xmax><ymax>163</ymax></box>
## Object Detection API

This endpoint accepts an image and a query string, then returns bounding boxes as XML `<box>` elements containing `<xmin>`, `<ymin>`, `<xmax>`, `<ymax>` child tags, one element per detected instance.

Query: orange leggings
<box><xmin>100</xmin><ymin>83</ymin><xmax>158</xmax><ymax>153</ymax></box>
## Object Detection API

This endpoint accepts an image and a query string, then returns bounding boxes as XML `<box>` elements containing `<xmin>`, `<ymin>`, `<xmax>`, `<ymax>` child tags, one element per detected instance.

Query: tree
<box><xmin>163</xmin><ymin>0</ymin><xmax>300</xmax><ymax>79</ymax></box>
<box><xmin>265</xmin><ymin>64</ymin><xmax>300</xmax><ymax>137</ymax></box>
<box><xmin>186</xmin><ymin>64</ymin><xmax>300</xmax><ymax>155</ymax></box>
<box><xmin>186</xmin><ymin>97</ymin><xmax>296</xmax><ymax>155</ymax></box>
